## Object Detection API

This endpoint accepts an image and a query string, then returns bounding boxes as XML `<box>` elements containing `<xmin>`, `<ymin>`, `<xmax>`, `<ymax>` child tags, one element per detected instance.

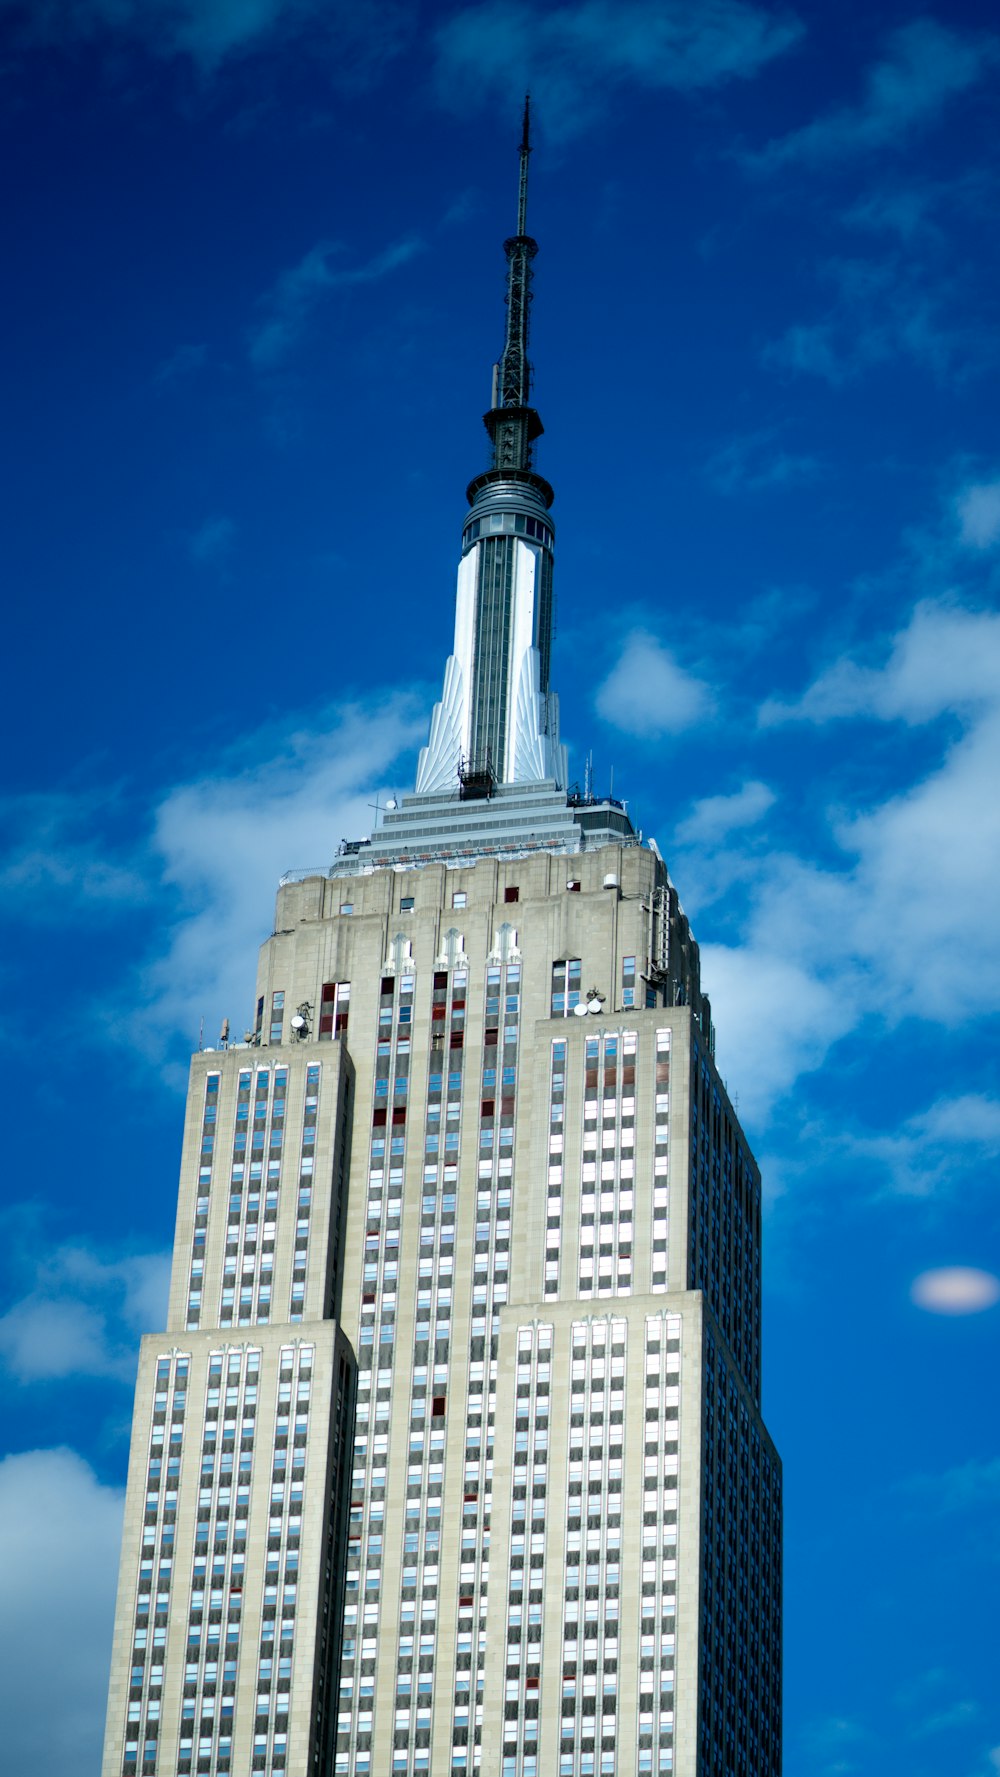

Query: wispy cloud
<box><xmin>899</xmin><ymin>1455</ymin><xmax>1000</xmax><ymax>1515</ymax></box>
<box><xmin>0</xmin><ymin>691</ymin><xmax>424</xmax><ymax>1068</ymax></box>
<box><xmin>686</xmin><ymin>597</ymin><xmax>1000</xmax><ymax>1114</ymax></box>
<box><xmin>595</xmin><ymin>628</ymin><xmax>714</xmax><ymax>739</ymax></box>
<box><xmin>0</xmin><ymin>1447</ymin><xmax>124</xmax><ymax>1777</ymax></box>
<box><xmin>746</xmin><ymin>19</ymin><xmax>999</xmax><ymax>171</ymax></box>
<box><xmin>154</xmin><ymin>341</ymin><xmax>209</xmax><ymax>385</ymax></box>
<box><xmin>128</xmin><ymin>694</ymin><xmax>425</xmax><ymax>1065</ymax></box>
<box><xmin>760</xmin><ymin>598</ymin><xmax>1000</xmax><ymax>726</ymax></box>
<box><xmin>0</xmin><ymin>789</ymin><xmax>148</xmax><ymax>916</ymax></box>
<box><xmin>675</xmin><ymin>781</ymin><xmax>776</xmax><ymax>846</ymax></box>
<box><xmin>0</xmin><ymin>0</ymin><xmax>411</xmax><ymax>81</ymax></box>
<box><xmin>705</xmin><ymin>427</ymin><xmax>821</xmax><ymax>494</ymax></box>
<box><xmin>763</xmin><ymin>252</ymin><xmax>992</xmax><ymax>388</ymax></box>
<box><xmin>956</xmin><ymin>479</ymin><xmax>1000</xmax><ymax>551</ymax></box>
<box><xmin>434</xmin><ymin>0</ymin><xmax>803</xmax><ymax>138</ymax></box>
<box><xmin>248</xmin><ymin>236</ymin><xmax>423</xmax><ymax>368</ymax></box>
<box><xmin>0</xmin><ymin>1237</ymin><xmax>170</xmax><ymax>1383</ymax></box>
<box><xmin>188</xmin><ymin>514</ymin><xmax>236</xmax><ymax>566</ymax></box>
<box><xmin>843</xmin><ymin>1094</ymin><xmax>1000</xmax><ymax>1198</ymax></box>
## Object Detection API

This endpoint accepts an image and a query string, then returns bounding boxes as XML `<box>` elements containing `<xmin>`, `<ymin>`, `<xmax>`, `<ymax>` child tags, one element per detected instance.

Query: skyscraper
<box><xmin>102</xmin><ymin>103</ymin><xmax>781</xmax><ymax>1777</ymax></box>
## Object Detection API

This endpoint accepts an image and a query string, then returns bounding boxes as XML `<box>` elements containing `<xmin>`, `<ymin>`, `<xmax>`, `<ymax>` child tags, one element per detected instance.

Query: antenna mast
<box><xmin>484</xmin><ymin>94</ymin><xmax>543</xmax><ymax>475</ymax></box>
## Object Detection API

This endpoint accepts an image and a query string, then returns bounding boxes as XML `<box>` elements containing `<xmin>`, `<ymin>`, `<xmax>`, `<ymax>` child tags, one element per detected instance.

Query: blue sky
<box><xmin>2</xmin><ymin>1</ymin><xmax>999</xmax><ymax>1771</ymax></box>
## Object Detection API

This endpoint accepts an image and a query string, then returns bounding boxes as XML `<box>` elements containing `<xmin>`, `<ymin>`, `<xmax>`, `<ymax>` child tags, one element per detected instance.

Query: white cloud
<box><xmin>956</xmin><ymin>479</ymin><xmax>1000</xmax><ymax>550</ymax></box>
<box><xmin>911</xmin><ymin>1267</ymin><xmax>1000</xmax><ymax>1314</ymax></box>
<box><xmin>595</xmin><ymin>628</ymin><xmax>713</xmax><ymax>738</ymax></box>
<box><xmin>129</xmin><ymin>695</ymin><xmax>424</xmax><ymax>1061</ymax></box>
<box><xmin>0</xmin><ymin>1447</ymin><xmax>124</xmax><ymax>1777</ymax></box>
<box><xmin>435</xmin><ymin>0</ymin><xmax>803</xmax><ymax>138</ymax></box>
<box><xmin>761</xmin><ymin>600</ymin><xmax>1000</xmax><ymax>725</ymax></box>
<box><xmin>0</xmin><ymin>693</ymin><xmax>424</xmax><ymax>1066</ymax></box>
<box><xmin>700</xmin><ymin>944</ymin><xmax>856</xmax><ymax>1120</ymax></box>
<box><xmin>248</xmin><ymin>236</ymin><xmax>423</xmax><ymax>368</ymax></box>
<box><xmin>675</xmin><ymin>781</ymin><xmax>775</xmax><ymax>846</ymax></box>
<box><xmin>683</xmin><ymin>599</ymin><xmax>1000</xmax><ymax>1114</ymax></box>
<box><xmin>0</xmin><ymin>1242</ymin><xmax>170</xmax><ymax>1382</ymax></box>
<box><xmin>747</xmin><ymin>19</ymin><xmax>999</xmax><ymax>170</ymax></box>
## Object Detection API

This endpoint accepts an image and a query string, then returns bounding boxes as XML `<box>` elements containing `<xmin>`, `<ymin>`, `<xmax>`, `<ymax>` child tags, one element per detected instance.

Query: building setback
<box><xmin>102</xmin><ymin>104</ymin><xmax>781</xmax><ymax>1777</ymax></box>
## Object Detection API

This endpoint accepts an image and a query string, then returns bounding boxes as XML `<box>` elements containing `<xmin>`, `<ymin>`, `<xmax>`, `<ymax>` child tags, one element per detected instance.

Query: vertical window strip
<box><xmin>638</xmin><ymin>1314</ymin><xmax>682</xmax><ymax>1777</ymax></box>
<box><xmin>176</xmin><ymin>1346</ymin><xmax>260</xmax><ymax>1776</ymax></box>
<box><xmin>347</xmin><ymin>966</ymin><xmax>414</xmax><ymax>1756</ymax></box>
<box><xmin>577</xmin><ymin>1032</ymin><xmax>637</xmax><ymax>1302</ymax></box>
<box><xmin>252</xmin><ymin>1341</ymin><xmax>314</xmax><ymax>1775</ymax></box>
<box><xmin>503</xmin><ymin>1323</ymin><xmax>552</xmax><ymax>1777</ymax></box>
<box><xmin>125</xmin><ymin>1351</ymin><xmax>190</xmax><ymax>1777</ymax></box>
<box><xmin>651</xmin><ymin>1032</ymin><xmax>671</xmax><ymax>1293</ymax></box>
<box><xmin>560</xmin><ymin>1317</ymin><xmax>627</xmax><ymax>1777</ymax></box>
<box><xmin>289</xmin><ymin>1063</ymin><xmax>320</xmax><ymax>1319</ymax></box>
<box><xmin>187</xmin><ymin>1074</ymin><xmax>220</xmax><ymax>1327</ymax></box>
<box><xmin>388</xmin><ymin>962</ymin><xmax>468</xmax><ymax>1771</ymax></box>
<box><xmin>545</xmin><ymin>1040</ymin><xmax>566</xmax><ymax>1297</ymax></box>
<box><xmin>451</xmin><ymin>956</ymin><xmax>521</xmax><ymax>1767</ymax></box>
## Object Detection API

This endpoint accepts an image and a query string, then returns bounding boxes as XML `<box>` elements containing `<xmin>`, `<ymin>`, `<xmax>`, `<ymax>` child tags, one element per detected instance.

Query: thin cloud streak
<box><xmin>0</xmin><ymin>0</ymin><xmax>411</xmax><ymax>79</ymax></box>
<box><xmin>248</xmin><ymin>236</ymin><xmax>424</xmax><ymax>368</ymax></box>
<box><xmin>746</xmin><ymin>19</ymin><xmax>1000</xmax><ymax>171</ymax></box>
<box><xmin>435</xmin><ymin>0</ymin><xmax>804</xmax><ymax>138</ymax></box>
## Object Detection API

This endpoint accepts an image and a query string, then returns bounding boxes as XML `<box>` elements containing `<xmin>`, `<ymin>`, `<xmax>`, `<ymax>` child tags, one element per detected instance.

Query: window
<box><xmin>319</xmin><ymin>981</ymin><xmax>350</xmax><ymax>1039</ymax></box>
<box><xmin>504</xmin><ymin>886</ymin><xmax>519</xmax><ymax>904</ymax></box>
<box><xmin>340</xmin><ymin>902</ymin><xmax>354</xmax><ymax>915</ymax></box>
<box><xmin>452</xmin><ymin>891</ymin><xmax>467</xmax><ymax>909</ymax></box>
<box><xmin>401</xmin><ymin>897</ymin><xmax>415</xmax><ymax>912</ymax></box>
<box><xmin>551</xmin><ymin>959</ymin><xmax>582</xmax><ymax>1017</ymax></box>
<box><xmin>622</xmin><ymin>956</ymin><xmax>636</xmax><ymax>1009</ymax></box>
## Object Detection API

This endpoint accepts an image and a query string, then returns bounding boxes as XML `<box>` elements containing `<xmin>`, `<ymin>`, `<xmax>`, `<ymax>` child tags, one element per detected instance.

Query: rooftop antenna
<box><xmin>485</xmin><ymin>93</ymin><xmax>543</xmax><ymax>472</ymax></box>
<box><xmin>516</xmin><ymin>91</ymin><xmax>531</xmax><ymax>238</ymax></box>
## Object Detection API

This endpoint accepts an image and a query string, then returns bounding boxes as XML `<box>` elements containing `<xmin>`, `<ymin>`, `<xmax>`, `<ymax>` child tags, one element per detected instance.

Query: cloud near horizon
<box><xmin>0</xmin><ymin>1446</ymin><xmax>124</xmax><ymax>1777</ymax></box>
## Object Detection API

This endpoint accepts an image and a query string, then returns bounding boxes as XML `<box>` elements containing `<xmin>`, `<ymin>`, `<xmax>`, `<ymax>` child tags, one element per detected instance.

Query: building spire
<box><xmin>415</xmin><ymin>102</ymin><xmax>564</xmax><ymax>799</ymax></box>
<box><xmin>486</xmin><ymin>93</ymin><xmax>543</xmax><ymax>473</ymax></box>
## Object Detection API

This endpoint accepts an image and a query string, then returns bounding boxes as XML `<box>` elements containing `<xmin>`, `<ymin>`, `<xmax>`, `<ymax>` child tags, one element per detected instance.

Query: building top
<box><xmin>320</xmin><ymin>105</ymin><xmax>639</xmax><ymax>872</ymax></box>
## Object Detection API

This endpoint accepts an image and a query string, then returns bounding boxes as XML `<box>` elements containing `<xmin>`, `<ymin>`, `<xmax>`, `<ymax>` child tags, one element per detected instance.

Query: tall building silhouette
<box><xmin>103</xmin><ymin>103</ymin><xmax>781</xmax><ymax>1777</ymax></box>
